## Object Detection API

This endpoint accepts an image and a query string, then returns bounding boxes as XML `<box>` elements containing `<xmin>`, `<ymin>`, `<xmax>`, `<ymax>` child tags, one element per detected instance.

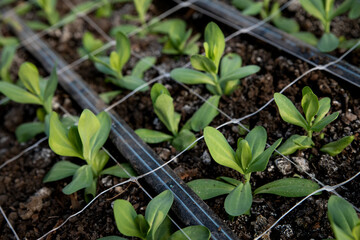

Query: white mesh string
<box><xmin>0</xmin><ymin>206</ymin><xmax>20</xmax><ymax>240</ymax></box>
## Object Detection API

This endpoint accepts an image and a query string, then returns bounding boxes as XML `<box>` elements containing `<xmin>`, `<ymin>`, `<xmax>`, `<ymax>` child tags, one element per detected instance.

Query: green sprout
<box><xmin>0</xmin><ymin>62</ymin><xmax>58</xmax><ymax>142</ymax></box>
<box><xmin>95</xmin><ymin>0</ymin><xmax>130</xmax><ymax>18</ymax></box>
<box><xmin>78</xmin><ymin>31</ymin><xmax>105</xmax><ymax>57</ymax></box>
<box><xmin>328</xmin><ymin>195</ymin><xmax>360</xmax><ymax>240</ymax></box>
<box><xmin>0</xmin><ymin>45</ymin><xmax>16</xmax><ymax>82</ymax></box>
<box><xmin>36</xmin><ymin>0</ymin><xmax>59</xmax><ymax>26</ymax></box>
<box><xmin>188</xmin><ymin>126</ymin><xmax>320</xmax><ymax>216</ymax></box>
<box><xmin>274</xmin><ymin>86</ymin><xmax>354</xmax><ymax>156</ymax></box>
<box><xmin>151</xmin><ymin>19</ymin><xmax>200</xmax><ymax>56</ymax></box>
<box><xmin>99</xmin><ymin>190</ymin><xmax>211</xmax><ymax>240</ymax></box>
<box><xmin>90</xmin><ymin>32</ymin><xmax>155</xmax><ymax>103</ymax></box>
<box><xmin>170</xmin><ymin>22</ymin><xmax>260</xmax><ymax>96</ymax></box>
<box><xmin>44</xmin><ymin>109</ymin><xmax>135</xmax><ymax>199</ymax></box>
<box><xmin>135</xmin><ymin>83</ymin><xmax>220</xmax><ymax>151</ymax></box>
<box><xmin>232</xmin><ymin>0</ymin><xmax>300</xmax><ymax>34</ymax></box>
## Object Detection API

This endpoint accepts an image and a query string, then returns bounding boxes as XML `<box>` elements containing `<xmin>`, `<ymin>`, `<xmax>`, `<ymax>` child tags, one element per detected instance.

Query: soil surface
<box><xmin>1</xmin><ymin>1</ymin><xmax>359</xmax><ymax>240</ymax></box>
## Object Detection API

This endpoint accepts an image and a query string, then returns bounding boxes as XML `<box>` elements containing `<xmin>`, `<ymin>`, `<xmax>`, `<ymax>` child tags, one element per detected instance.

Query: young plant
<box><xmin>36</xmin><ymin>0</ymin><xmax>59</xmax><ymax>26</ymax></box>
<box><xmin>78</xmin><ymin>32</ymin><xmax>105</xmax><ymax>57</ymax></box>
<box><xmin>135</xmin><ymin>83</ymin><xmax>220</xmax><ymax>151</ymax></box>
<box><xmin>188</xmin><ymin>126</ymin><xmax>320</xmax><ymax>216</ymax></box>
<box><xmin>95</xmin><ymin>0</ymin><xmax>130</xmax><ymax>18</ymax></box>
<box><xmin>297</xmin><ymin>0</ymin><xmax>354</xmax><ymax>52</ymax></box>
<box><xmin>170</xmin><ymin>22</ymin><xmax>260</xmax><ymax>96</ymax></box>
<box><xmin>328</xmin><ymin>195</ymin><xmax>360</xmax><ymax>240</ymax></box>
<box><xmin>274</xmin><ymin>86</ymin><xmax>354</xmax><ymax>156</ymax></box>
<box><xmin>100</xmin><ymin>190</ymin><xmax>211</xmax><ymax>240</ymax></box>
<box><xmin>232</xmin><ymin>0</ymin><xmax>300</xmax><ymax>34</ymax></box>
<box><xmin>44</xmin><ymin>109</ymin><xmax>135</xmax><ymax>199</ymax></box>
<box><xmin>90</xmin><ymin>32</ymin><xmax>155</xmax><ymax>99</ymax></box>
<box><xmin>0</xmin><ymin>45</ymin><xmax>16</xmax><ymax>82</ymax></box>
<box><xmin>0</xmin><ymin>62</ymin><xmax>58</xmax><ymax>142</ymax></box>
<box><xmin>151</xmin><ymin>19</ymin><xmax>200</xmax><ymax>56</ymax></box>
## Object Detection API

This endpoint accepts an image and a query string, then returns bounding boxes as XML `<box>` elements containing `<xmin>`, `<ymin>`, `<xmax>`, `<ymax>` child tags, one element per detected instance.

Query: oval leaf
<box><xmin>101</xmin><ymin>163</ymin><xmax>136</xmax><ymax>178</ymax></box>
<box><xmin>224</xmin><ymin>181</ymin><xmax>252</xmax><ymax>216</ymax></box>
<box><xmin>170</xmin><ymin>68</ymin><xmax>215</xmax><ymax>86</ymax></box>
<box><xmin>15</xmin><ymin>121</ymin><xmax>45</xmax><ymax>142</ymax></box>
<box><xmin>62</xmin><ymin>165</ymin><xmax>93</xmax><ymax>195</ymax></box>
<box><xmin>320</xmin><ymin>135</ymin><xmax>354</xmax><ymax>156</ymax></box>
<box><xmin>43</xmin><ymin>161</ymin><xmax>80</xmax><ymax>183</ymax></box>
<box><xmin>317</xmin><ymin>33</ymin><xmax>339</xmax><ymax>52</ymax></box>
<box><xmin>188</xmin><ymin>179</ymin><xmax>236</xmax><ymax>200</ymax></box>
<box><xmin>169</xmin><ymin>225</ymin><xmax>211</xmax><ymax>240</ymax></box>
<box><xmin>135</xmin><ymin>129</ymin><xmax>173</xmax><ymax>144</ymax></box>
<box><xmin>0</xmin><ymin>81</ymin><xmax>42</xmax><ymax>105</ymax></box>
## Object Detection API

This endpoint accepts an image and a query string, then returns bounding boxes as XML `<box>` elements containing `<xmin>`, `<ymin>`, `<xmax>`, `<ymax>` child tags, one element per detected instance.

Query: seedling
<box><xmin>0</xmin><ymin>45</ymin><xmax>16</xmax><ymax>82</ymax></box>
<box><xmin>90</xmin><ymin>32</ymin><xmax>155</xmax><ymax>102</ymax></box>
<box><xmin>135</xmin><ymin>83</ymin><xmax>220</xmax><ymax>151</ymax></box>
<box><xmin>95</xmin><ymin>0</ymin><xmax>130</xmax><ymax>18</ymax></box>
<box><xmin>99</xmin><ymin>190</ymin><xmax>211</xmax><ymax>240</ymax></box>
<box><xmin>0</xmin><ymin>62</ymin><xmax>58</xmax><ymax>142</ymax></box>
<box><xmin>274</xmin><ymin>86</ymin><xmax>354</xmax><ymax>156</ymax></box>
<box><xmin>78</xmin><ymin>32</ymin><xmax>105</xmax><ymax>57</ymax></box>
<box><xmin>188</xmin><ymin>126</ymin><xmax>320</xmax><ymax>216</ymax></box>
<box><xmin>170</xmin><ymin>22</ymin><xmax>260</xmax><ymax>96</ymax></box>
<box><xmin>296</xmin><ymin>0</ymin><xmax>354</xmax><ymax>52</ymax></box>
<box><xmin>328</xmin><ymin>195</ymin><xmax>360</xmax><ymax>240</ymax></box>
<box><xmin>36</xmin><ymin>0</ymin><xmax>59</xmax><ymax>26</ymax></box>
<box><xmin>44</xmin><ymin>109</ymin><xmax>135</xmax><ymax>199</ymax></box>
<box><xmin>151</xmin><ymin>19</ymin><xmax>200</xmax><ymax>56</ymax></box>
<box><xmin>232</xmin><ymin>0</ymin><xmax>300</xmax><ymax>34</ymax></box>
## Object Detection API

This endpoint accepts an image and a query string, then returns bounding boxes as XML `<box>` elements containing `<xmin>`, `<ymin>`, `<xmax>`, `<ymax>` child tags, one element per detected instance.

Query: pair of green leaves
<box><xmin>171</xmin><ymin>22</ymin><xmax>260</xmax><ymax>96</ymax></box>
<box><xmin>328</xmin><ymin>195</ymin><xmax>360</xmax><ymax>240</ymax></box>
<box><xmin>151</xmin><ymin>19</ymin><xmax>200</xmax><ymax>56</ymax></box>
<box><xmin>44</xmin><ymin>109</ymin><xmax>135</xmax><ymax>197</ymax></box>
<box><xmin>78</xmin><ymin>32</ymin><xmax>104</xmax><ymax>57</ymax></box>
<box><xmin>91</xmin><ymin>32</ymin><xmax>155</xmax><ymax>101</ymax></box>
<box><xmin>274</xmin><ymin>86</ymin><xmax>354</xmax><ymax>156</ymax></box>
<box><xmin>188</xmin><ymin>126</ymin><xmax>320</xmax><ymax>216</ymax></box>
<box><xmin>135</xmin><ymin>83</ymin><xmax>220</xmax><ymax>151</ymax></box>
<box><xmin>101</xmin><ymin>190</ymin><xmax>211</xmax><ymax>240</ymax></box>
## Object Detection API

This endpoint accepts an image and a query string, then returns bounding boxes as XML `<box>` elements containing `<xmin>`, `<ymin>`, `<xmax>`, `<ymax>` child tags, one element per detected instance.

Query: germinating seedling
<box><xmin>135</xmin><ymin>83</ymin><xmax>220</xmax><ymax>151</ymax></box>
<box><xmin>99</xmin><ymin>190</ymin><xmax>211</xmax><ymax>240</ymax></box>
<box><xmin>0</xmin><ymin>62</ymin><xmax>59</xmax><ymax>142</ymax></box>
<box><xmin>327</xmin><ymin>195</ymin><xmax>360</xmax><ymax>240</ymax></box>
<box><xmin>44</xmin><ymin>109</ymin><xmax>135</xmax><ymax>199</ymax></box>
<box><xmin>151</xmin><ymin>18</ymin><xmax>200</xmax><ymax>56</ymax></box>
<box><xmin>274</xmin><ymin>86</ymin><xmax>354</xmax><ymax>156</ymax></box>
<box><xmin>171</xmin><ymin>22</ymin><xmax>260</xmax><ymax>96</ymax></box>
<box><xmin>188</xmin><ymin>126</ymin><xmax>320</xmax><ymax>216</ymax></box>
<box><xmin>232</xmin><ymin>0</ymin><xmax>300</xmax><ymax>34</ymax></box>
<box><xmin>78</xmin><ymin>31</ymin><xmax>105</xmax><ymax>57</ymax></box>
<box><xmin>36</xmin><ymin>0</ymin><xmax>59</xmax><ymax>26</ymax></box>
<box><xmin>90</xmin><ymin>32</ymin><xmax>155</xmax><ymax>103</ymax></box>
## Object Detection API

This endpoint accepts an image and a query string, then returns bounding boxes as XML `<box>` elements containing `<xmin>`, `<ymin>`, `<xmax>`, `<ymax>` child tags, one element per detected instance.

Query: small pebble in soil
<box><xmin>275</xmin><ymin>224</ymin><xmax>294</xmax><ymax>238</ymax></box>
<box><xmin>201</xmin><ymin>150</ymin><xmax>211</xmax><ymax>165</ymax></box>
<box><xmin>275</xmin><ymin>158</ymin><xmax>293</xmax><ymax>175</ymax></box>
<box><xmin>292</xmin><ymin>157</ymin><xmax>310</xmax><ymax>173</ymax></box>
<box><xmin>101</xmin><ymin>176</ymin><xmax>113</xmax><ymax>187</ymax></box>
<box><xmin>18</xmin><ymin>187</ymin><xmax>51</xmax><ymax>220</ymax></box>
<box><xmin>155</xmin><ymin>147</ymin><xmax>171</xmax><ymax>160</ymax></box>
<box><xmin>319</xmin><ymin>154</ymin><xmax>338</xmax><ymax>175</ymax></box>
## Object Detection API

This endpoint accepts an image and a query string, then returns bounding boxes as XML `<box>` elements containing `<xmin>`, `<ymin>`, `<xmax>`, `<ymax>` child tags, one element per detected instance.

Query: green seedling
<box><xmin>99</xmin><ymin>190</ymin><xmax>211</xmax><ymax>240</ymax></box>
<box><xmin>188</xmin><ymin>126</ymin><xmax>320</xmax><ymax>216</ymax></box>
<box><xmin>328</xmin><ymin>195</ymin><xmax>360</xmax><ymax>240</ymax></box>
<box><xmin>78</xmin><ymin>32</ymin><xmax>105</xmax><ymax>57</ymax></box>
<box><xmin>135</xmin><ymin>83</ymin><xmax>220</xmax><ymax>151</ymax></box>
<box><xmin>90</xmin><ymin>32</ymin><xmax>155</xmax><ymax>102</ymax></box>
<box><xmin>151</xmin><ymin>19</ymin><xmax>200</xmax><ymax>56</ymax></box>
<box><xmin>95</xmin><ymin>0</ymin><xmax>130</xmax><ymax>18</ymax></box>
<box><xmin>0</xmin><ymin>45</ymin><xmax>16</xmax><ymax>82</ymax></box>
<box><xmin>296</xmin><ymin>0</ymin><xmax>354</xmax><ymax>52</ymax></box>
<box><xmin>232</xmin><ymin>0</ymin><xmax>300</xmax><ymax>34</ymax></box>
<box><xmin>349</xmin><ymin>0</ymin><xmax>360</xmax><ymax>19</ymax></box>
<box><xmin>0</xmin><ymin>62</ymin><xmax>58</xmax><ymax>142</ymax></box>
<box><xmin>170</xmin><ymin>22</ymin><xmax>260</xmax><ymax>96</ymax></box>
<box><xmin>274</xmin><ymin>86</ymin><xmax>354</xmax><ymax>156</ymax></box>
<box><xmin>36</xmin><ymin>0</ymin><xmax>59</xmax><ymax>26</ymax></box>
<box><xmin>44</xmin><ymin>109</ymin><xmax>135</xmax><ymax>199</ymax></box>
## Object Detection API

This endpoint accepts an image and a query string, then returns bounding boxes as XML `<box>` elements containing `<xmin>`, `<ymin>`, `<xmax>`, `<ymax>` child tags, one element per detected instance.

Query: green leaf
<box><xmin>115</xmin><ymin>75</ymin><xmax>148</xmax><ymax>91</ymax></box>
<box><xmin>135</xmin><ymin>214</ymin><xmax>150</xmax><ymax>236</ymax></box>
<box><xmin>188</xmin><ymin>179</ymin><xmax>236</xmax><ymax>200</ymax></box>
<box><xmin>224</xmin><ymin>181</ymin><xmax>252</xmax><ymax>216</ymax></box>
<box><xmin>170</xmin><ymin>68</ymin><xmax>215</xmax><ymax>86</ymax></box>
<box><xmin>151</xmin><ymin>19</ymin><xmax>184</xmax><ymax>34</ymax></box>
<box><xmin>273</xmin><ymin>16</ymin><xmax>299</xmax><ymax>33</ymax></box>
<box><xmin>301</xmin><ymin>90</ymin><xmax>319</xmax><ymax>124</ymax></box>
<box><xmin>217</xmin><ymin>176</ymin><xmax>242</xmax><ymax>186</ymax></box>
<box><xmin>154</xmin><ymin>216</ymin><xmax>172</xmax><ymax>240</ymax></box>
<box><xmin>185</xmin><ymin>95</ymin><xmax>220</xmax><ymax>132</ymax></box>
<box><xmin>311</xmin><ymin>112</ymin><xmax>339</xmax><ymax>132</ymax></box>
<box><xmin>150</xmin><ymin>83</ymin><xmax>170</xmax><ymax>104</ymax></box>
<box><xmin>274</xmin><ymin>93</ymin><xmax>309</xmax><ymax>130</ymax></box>
<box><xmin>134</xmin><ymin>0</ymin><xmax>152</xmax><ymax>24</ymax></box>
<box><xmin>349</xmin><ymin>0</ymin><xmax>360</xmax><ymax>19</ymax></box>
<box><xmin>317</xmin><ymin>33</ymin><xmax>339</xmax><ymax>52</ymax></box>
<box><xmin>26</xmin><ymin>20</ymin><xmax>50</xmax><ymax>31</ymax></box>
<box><xmin>244</xmin><ymin>126</ymin><xmax>267</xmax><ymax>160</ymax></box>
<box><xmin>219</xmin><ymin>65</ymin><xmax>260</xmax><ymax>84</ymax></box>
<box><xmin>190</xmin><ymin>54</ymin><xmax>217</xmax><ymax>73</ymax></box>
<box><xmin>101</xmin><ymin>163</ymin><xmax>136</xmax><ymax>178</ymax></box>
<box><xmin>85</xmin><ymin>178</ymin><xmax>97</xmax><ymax>199</ymax></box>
<box><xmin>113</xmin><ymin>199</ymin><xmax>145</xmax><ymax>239</ymax></box>
<box><xmin>49</xmin><ymin>112</ymin><xmax>83</xmax><ymax>159</ymax></box>
<box><xmin>81</xmin><ymin>31</ymin><xmax>104</xmax><ymax>55</ymax></box>
<box><xmin>18</xmin><ymin>62</ymin><xmax>41</xmax><ymax>96</ymax></box>
<box><xmin>242</xmin><ymin>2</ymin><xmax>263</xmax><ymax>15</ymax></box>
<box><xmin>236</xmin><ymin>139</ymin><xmax>252</xmax><ymax>171</ymax></box>
<box><xmin>204</xmin><ymin>22</ymin><xmax>225</xmax><ymax>70</ymax></box>
<box><xmin>15</xmin><ymin>122</ymin><xmax>45</xmax><ymax>142</ymax></box>
<box><xmin>110</xmin><ymin>25</ymin><xmax>138</xmax><ymax>36</ymax></box>
<box><xmin>247</xmin><ymin>138</ymin><xmax>282</xmax><ymax>173</ymax></box>
<box><xmin>43</xmin><ymin>66</ymin><xmax>58</xmax><ymax>110</ymax></box>
<box><xmin>204</xmin><ymin>127</ymin><xmax>243</xmax><ymax>174</ymax></box>
<box><xmin>135</xmin><ymin>129</ymin><xmax>173</xmax><ymax>144</ymax></box>
<box><xmin>277</xmin><ymin>135</ymin><xmax>314</xmax><ymax>155</ymax></box>
<box><xmin>99</xmin><ymin>90</ymin><xmax>122</xmax><ymax>104</ymax></box>
<box><xmin>145</xmin><ymin>190</ymin><xmax>174</xmax><ymax>240</ymax></box>
<box><xmin>353</xmin><ymin>223</ymin><xmax>360</xmax><ymax>240</ymax></box>
<box><xmin>154</xmin><ymin>94</ymin><xmax>179</xmax><ymax>135</ymax></box>
<box><xmin>291</xmin><ymin>32</ymin><xmax>318</xmax><ymax>46</ymax></box>
<box><xmin>254</xmin><ymin>178</ymin><xmax>321</xmax><ymax>197</ymax></box>
<box><xmin>299</xmin><ymin>0</ymin><xmax>326</xmax><ymax>23</ymax></box>
<box><xmin>115</xmin><ymin>31</ymin><xmax>131</xmax><ymax>70</ymax></box>
<box><xmin>43</xmin><ymin>161</ymin><xmax>80</xmax><ymax>183</ymax></box>
<box><xmin>0</xmin><ymin>45</ymin><xmax>16</xmax><ymax>82</ymax></box>
<box><xmin>62</xmin><ymin>165</ymin><xmax>94</xmax><ymax>195</ymax></box>
<box><xmin>220</xmin><ymin>53</ymin><xmax>242</xmax><ymax>78</ymax></box>
<box><xmin>320</xmin><ymin>136</ymin><xmax>354</xmax><ymax>156</ymax></box>
<box><xmin>91</xmin><ymin>150</ymin><xmax>109</xmax><ymax>174</ymax></box>
<box><xmin>171</xmin><ymin>129</ymin><xmax>197</xmax><ymax>151</ymax></box>
<box><xmin>0</xmin><ymin>81</ymin><xmax>42</xmax><ymax>105</ymax></box>
<box><xmin>314</xmin><ymin>97</ymin><xmax>331</xmax><ymax>124</ymax></box>
<box><xmin>170</xmin><ymin>226</ymin><xmax>211</xmax><ymax>240</ymax></box>
<box><xmin>328</xmin><ymin>196</ymin><xmax>360</xmax><ymax>240</ymax></box>
<box><xmin>331</xmin><ymin>0</ymin><xmax>353</xmax><ymax>19</ymax></box>
<box><xmin>131</xmin><ymin>56</ymin><xmax>156</xmax><ymax>79</ymax></box>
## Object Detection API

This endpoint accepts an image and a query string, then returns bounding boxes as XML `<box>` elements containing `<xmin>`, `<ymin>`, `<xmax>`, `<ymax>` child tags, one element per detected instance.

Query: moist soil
<box><xmin>1</xmin><ymin>1</ymin><xmax>359</xmax><ymax>240</ymax></box>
